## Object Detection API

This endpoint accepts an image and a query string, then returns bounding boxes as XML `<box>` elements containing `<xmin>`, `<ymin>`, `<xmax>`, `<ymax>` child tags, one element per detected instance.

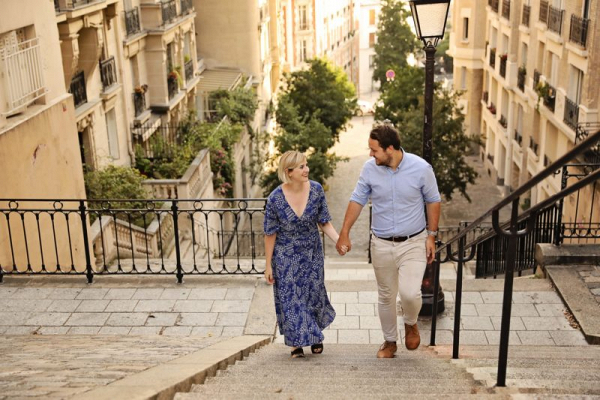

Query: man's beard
<box><xmin>374</xmin><ymin>153</ymin><xmax>392</xmax><ymax>167</ymax></box>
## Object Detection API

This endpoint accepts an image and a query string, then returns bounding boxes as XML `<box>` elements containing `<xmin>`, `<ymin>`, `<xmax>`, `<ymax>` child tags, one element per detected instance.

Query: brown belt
<box><xmin>376</xmin><ymin>228</ymin><xmax>425</xmax><ymax>243</ymax></box>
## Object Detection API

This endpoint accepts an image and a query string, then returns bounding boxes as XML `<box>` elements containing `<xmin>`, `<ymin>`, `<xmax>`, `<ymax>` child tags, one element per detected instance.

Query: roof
<box><xmin>196</xmin><ymin>68</ymin><xmax>243</xmax><ymax>93</ymax></box>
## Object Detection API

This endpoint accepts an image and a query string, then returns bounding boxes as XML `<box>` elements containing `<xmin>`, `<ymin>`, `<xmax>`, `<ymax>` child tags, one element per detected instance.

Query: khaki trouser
<box><xmin>370</xmin><ymin>231</ymin><xmax>428</xmax><ymax>342</ymax></box>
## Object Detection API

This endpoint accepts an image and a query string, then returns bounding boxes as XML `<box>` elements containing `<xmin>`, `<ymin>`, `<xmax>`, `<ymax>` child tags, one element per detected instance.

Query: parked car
<box><xmin>356</xmin><ymin>100</ymin><xmax>375</xmax><ymax>116</ymax></box>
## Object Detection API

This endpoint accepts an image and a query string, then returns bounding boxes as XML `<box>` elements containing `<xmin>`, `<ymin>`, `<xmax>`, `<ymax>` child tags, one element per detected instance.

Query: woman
<box><xmin>264</xmin><ymin>151</ymin><xmax>344</xmax><ymax>358</ymax></box>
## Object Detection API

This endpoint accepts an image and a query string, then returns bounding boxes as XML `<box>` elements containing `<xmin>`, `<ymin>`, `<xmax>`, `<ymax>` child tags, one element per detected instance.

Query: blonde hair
<box><xmin>277</xmin><ymin>151</ymin><xmax>307</xmax><ymax>183</ymax></box>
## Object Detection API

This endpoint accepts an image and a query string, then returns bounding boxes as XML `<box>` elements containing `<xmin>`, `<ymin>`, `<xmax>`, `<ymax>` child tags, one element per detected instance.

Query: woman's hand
<box><xmin>264</xmin><ymin>265</ymin><xmax>275</xmax><ymax>285</ymax></box>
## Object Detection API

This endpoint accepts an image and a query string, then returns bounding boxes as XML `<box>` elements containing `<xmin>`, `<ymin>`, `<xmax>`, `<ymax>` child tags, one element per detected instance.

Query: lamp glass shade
<box><xmin>410</xmin><ymin>1</ymin><xmax>450</xmax><ymax>42</ymax></box>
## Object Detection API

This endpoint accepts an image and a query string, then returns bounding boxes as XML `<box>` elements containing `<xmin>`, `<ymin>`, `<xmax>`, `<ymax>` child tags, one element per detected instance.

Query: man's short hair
<box><xmin>369</xmin><ymin>122</ymin><xmax>401</xmax><ymax>150</ymax></box>
<box><xmin>277</xmin><ymin>150</ymin><xmax>307</xmax><ymax>183</ymax></box>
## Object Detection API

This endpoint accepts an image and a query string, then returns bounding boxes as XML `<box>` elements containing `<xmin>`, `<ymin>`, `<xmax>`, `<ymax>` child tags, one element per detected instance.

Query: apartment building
<box><xmin>358</xmin><ymin>0</ymin><xmax>381</xmax><ymax>95</ymax></box>
<box><xmin>449</xmin><ymin>0</ymin><xmax>599</xmax><ymax>208</ymax></box>
<box><xmin>279</xmin><ymin>0</ymin><xmax>359</xmax><ymax>89</ymax></box>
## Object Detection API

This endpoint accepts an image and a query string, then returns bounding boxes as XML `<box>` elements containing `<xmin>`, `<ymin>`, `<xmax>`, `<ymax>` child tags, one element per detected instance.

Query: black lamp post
<box><xmin>409</xmin><ymin>0</ymin><xmax>451</xmax><ymax>316</ymax></box>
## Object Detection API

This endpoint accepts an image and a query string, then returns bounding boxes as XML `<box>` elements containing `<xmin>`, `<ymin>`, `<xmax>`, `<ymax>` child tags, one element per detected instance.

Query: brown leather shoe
<box><xmin>404</xmin><ymin>323</ymin><xmax>420</xmax><ymax>350</ymax></box>
<box><xmin>376</xmin><ymin>341</ymin><xmax>397</xmax><ymax>358</ymax></box>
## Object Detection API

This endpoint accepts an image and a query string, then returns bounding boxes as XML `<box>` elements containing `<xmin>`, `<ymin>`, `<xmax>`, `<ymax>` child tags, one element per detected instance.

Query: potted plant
<box><xmin>500</xmin><ymin>53</ymin><xmax>508</xmax><ymax>62</ymax></box>
<box><xmin>134</xmin><ymin>84</ymin><xmax>148</xmax><ymax>94</ymax></box>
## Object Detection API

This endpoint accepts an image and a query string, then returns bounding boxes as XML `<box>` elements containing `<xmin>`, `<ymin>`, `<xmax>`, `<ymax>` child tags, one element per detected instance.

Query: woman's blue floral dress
<box><xmin>264</xmin><ymin>180</ymin><xmax>336</xmax><ymax>347</ymax></box>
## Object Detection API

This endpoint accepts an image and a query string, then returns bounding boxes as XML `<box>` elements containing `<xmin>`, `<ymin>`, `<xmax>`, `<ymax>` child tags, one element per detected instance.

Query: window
<box><xmin>568</xmin><ymin>65</ymin><xmax>583</xmax><ymax>103</ymax></box>
<box><xmin>369</xmin><ymin>33</ymin><xmax>376</xmax><ymax>47</ymax></box>
<box><xmin>369</xmin><ymin>9</ymin><xmax>376</xmax><ymax>25</ymax></box>
<box><xmin>299</xmin><ymin>5</ymin><xmax>308</xmax><ymax>30</ymax></box>
<box><xmin>369</xmin><ymin>54</ymin><xmax>375</xmax><ymax>68</ymax></box>
<box><xmin>299</xmin><ymin>40</ymin><xmax>307</xmax><ymax>62</ymax></box>
<box><xmin>549</xmin><ymin>52</ymin><xmax>559</xmax><ymax>86</ymax></box>
<box><xmin>461</xmin><ymin>67</ymin><xmax>467</xmax><ymax>90</ymax></box>
<box><xmin>520</xmin><ymin>43</ymin><xmax>528</xmax><ymax>67</ymax></box>
<box><xmin>105</xmin><ymin>109</ymin><xmax>120</xmax><ymax>159</ymax></box>
<box><xmin>462</xmin><ymin>18</ymin><xmax>469</xmax><ymax>40</ymax></box>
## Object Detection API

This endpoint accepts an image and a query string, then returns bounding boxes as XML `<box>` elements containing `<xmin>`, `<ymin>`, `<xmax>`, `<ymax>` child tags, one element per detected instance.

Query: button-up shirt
<box><xmin>349</xmin><ymin>150</ymin><xmax>441</xmax><ymax>238</ymax></box>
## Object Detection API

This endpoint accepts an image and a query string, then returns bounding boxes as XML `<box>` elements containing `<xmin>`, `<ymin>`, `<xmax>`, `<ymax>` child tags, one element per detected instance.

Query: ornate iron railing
<box><xmin>514</xmin><ymin>129</ymin><xmax>522</xmax><ymax>145</ymax></box>
<box><xmin>542</xmin><ymin>82</ymin><xmax>556</xmax><ymax>112</ymax></box>
<box><xmin>564</xmin><ymin>98</ymin><xmax>579</xmax><ymax>131</ymax></box>
<box><xmin>499</xmin><ymin>55</ymin><xmax>507</xmax><ymax>78</ymax></box>
<box><xmin>167</xmin><ymin>74</ymin><xmax>178</xmax><ymax>100</ymax></box>
<box><xmin>161</xmin><ymin>0</ymin><xmax>177</xmax><ymax>25</ymax></box>
<box><xmin>133</xmin><ymin>91</ymin><xmax>146</xmax><ymax>117</ymax></box>
<box><xmin>100</xmin><ymin>56</ymin><xmax>117</xmax><ymax>91</ymax></box>
<box><xmin>533</xmin><ymin>69</ymin><xmax>540</xmax><ymax>87</ymax></box>
<box><xmin>548</xmin><ymin>5</ymin><xmax>564</xmax><ymax>35</ymax></box>
<box><xmin>428</xmin><ymin>128</ymin><xmax>600</xmax><ymax>387</ymax></box>
<box><xmin>125</xmin><ymin>7</ymin><xmax>141</xmax><ymax>36</ymax></box>
<box><xmin>575</xmin><ymin>123</ymin><xmax>600</xmax><ymax>164</ymax></box>
<box><xmin>180</xmin><ymin>0</ymin><xmax>193</xmax><ymax>15</ymax></box>
<box><xmin>69</xmin><ymin>71</ymin><xmax>87</xmax><ymax>109</ymax></box>
<box><xmin>54</xmin><ymin>0</ymin><xmax>60</xmax><ymax>11</ymax></box>
<box><xmin>569</xmin><ymin>15</ymin><xmax>589</xmax><ymax>48</ymax></box>
<box><xmin>539</xmin><ymin>0</ymin><xmax>549</xmax><ymax>24</ymax></box>
<box><xmin>501</xmin><ymin>0</ymin><xmax>510</xmax><ymax>19</ymax></box>
<box><xmin>517</xmin><ymin>67</ymin><xmax>526</xmax><ymax>91</ymax></box>
<box><xmin>529</xmin><ymin>136</ymin><xmax>539</xmax><ymax>156</ymax></box>
<box><xmin>184</xmin><ymin>59</ymin><xmax>194</xmax><ymax>83</ymax></box>
<box><xmin>489</xmin><ymin>48</ymin><xmax>496</xmax><ymax>68</ymax></box>
<box><xmin>522</xmin><ymin>4</ymin><xmax>530</xmax><ymax>26</ymax></box>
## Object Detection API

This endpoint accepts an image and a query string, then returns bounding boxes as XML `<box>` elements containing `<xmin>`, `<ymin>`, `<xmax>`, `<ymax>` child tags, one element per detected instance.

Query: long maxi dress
<box><xmin>264</xmin><ymin>180</ymin><xmax>336</xmax><ymax>347</ymax></box>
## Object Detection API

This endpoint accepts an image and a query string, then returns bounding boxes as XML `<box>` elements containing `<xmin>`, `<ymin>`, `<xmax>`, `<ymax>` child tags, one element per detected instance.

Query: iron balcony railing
<box><xmin>575</xmin><ymin>123</ymin><xmax>600</xmax><ymax>164</ymax></box>
<box><xmin>539</xmin><ymin>0</ymin><xmax>549</xmax><ymax>24</ymax></box>
<box><xmin>161</xmin><ymin>0</ymin><xmax>177</xmax><ymax>25</ymax></box>
<box><xmin>125</xmin><ymin>7</ymin><xmax>141</xmax><ymax>36</ymax></box>
<box><xmin>133</xmin><ymin>91</ymin><xmax>146</xmax><ymax>117</ymax></box>
<box><xmin>533</xmin><ymin>69</ymin><xmax>540</xmax><ymax>87</ymax></box>
<box><xmin>548</xmin><ymin>5</ymin><xmax>564</xmax><ymax>35</ymax></box>
<box><xmin>167</xmin><ymin>74</ymin><xmax>178</xmax><ymax>100</ymax></box>
<box><xmin>529</xmin><ymin>136</ymin><xmax>539</xmax><ymax>155</ymax></box>
<box><xmin>569</xmin><ymin>15</ymin><xmax>589</xmax><ymax>48</ymax></box>
<box><xmin>69</xmin><ymin>70</ymin><xmax>87</xmax><ymax>109</ymax></box>
<box><xmin>514</xmin><ymin>129</ymin><xmax>522</xmax><ymax>145</ymax></box>
<box><xmin>543</xmin><ymin>83</ymin><xmax>556</xmax><ymax>112</ymax></box>
<box><xmin>564</xmin><ymin>98</ymin><xmax>579</xmax><ymax>131</ymax></box>
<box><xmin>180</xmin><ymin>0</ymin><xmax>193</xmax><ymax>15</ymax></box>
<box><xmin>54</xmin><ymin>0</ymin><xmax>60</xmax><ymax>11</ymax></box>
<box><xmin>100</xmin><ymin>56</ymin><xmax>117</xmax><ymax>91</ymax></box>
<box><xmin>499</xmin><ymin>115</ymin><xmax>507</xmax><ymax>129</ymax></box>
<box><xmin>184</xmin><ymin>59</ymin><xmax>194</xmax><ymax>83</ymax></box>
<box><xmin>501</xmin><ymin>0</ymin><xmax>510</xmax><ymax>19</ymax></box>
<box><xmin>428</xmin><ymin>128</ymin><xmax>600</xmax><ymax>387</ymax></box>
<box><xmin>482</xmin><ymin>91</ymin><xmax>489</xmax><ymax>103</ymax></box>
<box><xmin>517</xmin><ymin>67</ymin><xmax>526</xmax><ymax>91</ymax></box>
<box><xmin>522</xmin><ymin>4</ymin><xmax>530</xmax><ymax>27</ymax></box>
<box><xmin>489</xmin><ymin>48</ymin><xmax>496</xmax><ymax>68</ymax></box>
<box><xmin>65</xmin><ymin>0</ymin><xmax>94</xmax><ymax>8</ymax></box>
<box><xmin>499</xmin><ymin>55</ymin><xmax>507</xmax><ymax>78</ymax></box>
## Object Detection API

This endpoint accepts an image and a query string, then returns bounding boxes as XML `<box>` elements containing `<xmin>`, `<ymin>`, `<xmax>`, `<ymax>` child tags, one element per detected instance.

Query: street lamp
<box><xmin>408</xmin><ymin>0</ymin><xmax>451</xmax><ymax>316</ymax></box>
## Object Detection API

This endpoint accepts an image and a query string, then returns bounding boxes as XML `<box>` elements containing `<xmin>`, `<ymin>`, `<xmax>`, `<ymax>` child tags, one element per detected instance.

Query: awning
<box><xmin>196</xmin><ymin>68</ymin><xmax>243</xmax><ymax>93</ymax></box>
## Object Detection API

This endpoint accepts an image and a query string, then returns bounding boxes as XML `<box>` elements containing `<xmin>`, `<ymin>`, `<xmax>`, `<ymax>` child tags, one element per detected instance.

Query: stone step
<box><xmin>176</xmin><ymin>392</ymin><xmax>504</xmax><ymax>400</ymax></box>
<box><xmin>464</xmin><ymin>366</ymin><xmax>600</xmax><ymax>381</ymax></box>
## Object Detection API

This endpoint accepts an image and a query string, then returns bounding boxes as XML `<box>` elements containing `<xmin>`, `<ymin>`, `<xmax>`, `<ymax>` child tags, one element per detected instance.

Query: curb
<box><xmin>74</xmin><ymin>335</ymin><xmax>272</xmax><ymax>400</ymax></box>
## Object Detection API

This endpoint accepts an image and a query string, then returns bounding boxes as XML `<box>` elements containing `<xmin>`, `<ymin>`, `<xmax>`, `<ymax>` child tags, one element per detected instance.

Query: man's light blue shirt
<box><xmin>349</xmin><ymin>150</ymin><xmax>441</xmax><ymax>238</ymax></box>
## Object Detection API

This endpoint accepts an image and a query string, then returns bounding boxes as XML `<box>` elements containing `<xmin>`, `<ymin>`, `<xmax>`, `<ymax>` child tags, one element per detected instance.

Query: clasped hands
<box><xmin>335</xmin><ymin>236</ymin><xmax>350</xmax><ymax>256</ymax></box>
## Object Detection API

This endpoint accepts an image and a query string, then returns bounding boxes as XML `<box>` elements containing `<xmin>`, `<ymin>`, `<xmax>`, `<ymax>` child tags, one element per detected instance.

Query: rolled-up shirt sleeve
<box><xmin>421</xmin><ymin>165</ymin><xmax>442</xmax><ymax>203</ymax></box>
<box><xmin>349</xmin><ymin>168</ymin><xmax>371</xmax><ymax>206</ymax></box>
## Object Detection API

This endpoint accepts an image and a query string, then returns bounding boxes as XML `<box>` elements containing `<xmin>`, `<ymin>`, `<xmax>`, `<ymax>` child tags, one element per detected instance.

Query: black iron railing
<box><xmin>180</xmin><ymin>0</ymin><xmax>193</xmax><ymax>15</ymax></box>
<box><xmin>184</xmin><ymin>59</ymin><xmax>194</xmax><ymax>83</ymax></box>
<box><xmin>564</xmin><ymin>98</ymin><xmax>579</xmax><ymax>131</ymax></box>
<box><xmin>100</xmin><ymin>56</ymin><xmax>117</xmax><ymax>91</ymax></box>
<box><xmin>576</xmin><ymin>123</ymin><xmax>600</xmax><ymax>164</ymax></box>
<box><xmin>529</xmin><ymin>136</ymin><xmax>539</xmax><ymax>156</ymax></box>
<box><xmin>499</xmin><ymin>115</ymin><xmax>507</xmax><ymax>129</ymax></box>
<box><xmin>499</xmin><ymin>55</ymin><xmax>507</xmax><ymax>78</ymax></box>
<box><xmin>517</xmin><ymin>67</ymin><xmax>526</xmax><ymax>91</ymax></box>
<box><xmin>548</xmin><ymin>5</ymin><xmax>564</xmax><ymax>35</ymax></box>
<box><xmin>514</xmin><ymin>129</ymin><xmax>522</xmax><ymax>145</ymax></box>
<box><xmin>428</xmin><ymin>128</ymin><xmax>600</xmax><ymax>388</ymax></box>
<box><xmin>69</xmin><ymin>71</ymin><xmax>87</xmax><ymax>108</ymax></box>
<box><xmin>533</xmin><ymin>69</ymin><xmax>540</xmax><ymax>87</ymax></box>
<box><xmin>161</xmin><ymin>0</ymin><xmax>177</xmax><ymax>25</ymax></box>
<box><xmin>489</xmin><ymin>48</ymin><xmax>496</xmax><ymax>68</ymax></box>
<box><xmin>67</xmin><ymin>0</ymin><xmax>93</xmax><ymax>8</ymax></box>
<box><xmin>133</xmin><ymin>91</ymin><xmax>146</xmax><ymax>117</ymax></box>
<box><xmin>125</xmin><ymin>7</ymin><xmax>141</xmax><ymax>36</ymax></box>
<box><xmin>539</xmin><ymin>0</ymin><xmax>549</xmax><ymax>24</ymax></box>
<box><xmin>543</xmin><ymin>82</ymin><xmax>556</xmax><ymax>112</ymax></box>
<box><xmin>501</xmin><ymin>0</ymin><xmax>510</xmax><ymax>19</ymax></box>
<box><xmin>167</xmin><ymin>74</ymin><xmax>179</xmax><ymax>100</ymax></box>
<box><xmin>522</xmin><ymin>4</ymin><xmax>530</xmax><ymax>26</ymax></box>
<box><xmin>483</xmin><ymin>91</ymin><xmax>489</xmax><ymax>103</ymax></box>
<box><xmin>569</xmin><ymin>15</ymin><xmax>589</xmax><ymax>48</ymax></box>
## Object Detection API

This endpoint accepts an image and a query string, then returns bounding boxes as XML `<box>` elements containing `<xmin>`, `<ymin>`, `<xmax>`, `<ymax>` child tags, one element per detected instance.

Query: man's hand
<box><xmin>426</xmin><ymin>236</ymin><xmax>436</xmax><ymax>264</ymax></box>
<box><xmin>264</xmin><ymin>265</ymin><xmax>274</xmax><ymax>284</ymax></box>
<box><xmin>336</xmin><ymin>233</ymin><xmax>352</xmax><ymax>256</ymax></box>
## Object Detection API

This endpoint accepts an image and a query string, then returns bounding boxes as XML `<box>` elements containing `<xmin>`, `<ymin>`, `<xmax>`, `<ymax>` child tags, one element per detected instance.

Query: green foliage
<box><xmin>279</xmin><ymin>58</ymin><xmax>356</xmax><ymax>139</ymax></box>
<box><xmin>209</xmin><ymin>87</ymin><xmax>258</xmax><ymax>125</ymax></box>
<box><xmin>376</xmin><ymin>70</ymin><xmax>479</xmax><ymax>201</ymax></box>
<box><xmin>436</xmin><ymin>33</ymin><xmax>453</xmax><ymax>73</ymax></box>
<box><xmin>372</xmin><ymin>0</ymin><xmax>419</xmax><ymax>87</ymax></box>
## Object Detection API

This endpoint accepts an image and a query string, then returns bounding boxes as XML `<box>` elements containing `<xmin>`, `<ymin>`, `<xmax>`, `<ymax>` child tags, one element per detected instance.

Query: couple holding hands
<box><xmin>264</xmin><ymin>123</ymin><xmax>441</xmax><ymax>359</ymax></box>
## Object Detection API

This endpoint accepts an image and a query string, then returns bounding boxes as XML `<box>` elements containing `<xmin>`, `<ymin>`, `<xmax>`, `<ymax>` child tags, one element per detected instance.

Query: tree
<box><xmin>376</xmin><ymin>75</ymin><xmax>479</xmax><ymax>201</ymax></box>
<box><xmin>372</xmin><ymin>0</ymin><xmax>419</xmax><ymax>87</ymax></box>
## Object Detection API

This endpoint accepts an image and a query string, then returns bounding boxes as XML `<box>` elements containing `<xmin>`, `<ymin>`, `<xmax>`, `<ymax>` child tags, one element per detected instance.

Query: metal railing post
<box><xmin>429</xmin><ymin>241</ymin><xmax>442</xmax><ymax>346</ymax></box>
<box><xmin>171</xmin><ymin>201</ymin><xmax>183</xmax><ymax>283</ymax></box>
<box><xmin>79</xmin><ymin>200</ymin><xmax>93</xmax><ymax>284</ymax></box>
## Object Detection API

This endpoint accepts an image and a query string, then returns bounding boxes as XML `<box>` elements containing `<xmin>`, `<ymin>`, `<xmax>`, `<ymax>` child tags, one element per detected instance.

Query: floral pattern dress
<box><xmin>264</xmin><ymin>180</ymin><xmax>336</xmax><ymax>347</ymax></box>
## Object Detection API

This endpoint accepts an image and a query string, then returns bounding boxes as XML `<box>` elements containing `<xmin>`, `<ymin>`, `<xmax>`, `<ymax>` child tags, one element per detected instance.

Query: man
<box><xmin>336</xmin><ymin>122</ymin><xmax>441</xmax><ymax>358</ymax></box>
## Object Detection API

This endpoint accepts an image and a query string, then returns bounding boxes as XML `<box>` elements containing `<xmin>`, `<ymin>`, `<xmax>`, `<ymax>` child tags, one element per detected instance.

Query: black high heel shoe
<box><xmin>291</xmin><ymin>347</ymin><xmax>305</xmax><ymax>358</ymax></box>
<box><xmin>311</xmin><ymin>343</ymin><xmax>324</xmax><ymax>354</ymax></box>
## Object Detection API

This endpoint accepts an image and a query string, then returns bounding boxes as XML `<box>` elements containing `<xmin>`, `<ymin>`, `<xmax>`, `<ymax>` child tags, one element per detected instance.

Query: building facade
<box><xmin>449</xmin><ymin>0</ymin><xmax>599</xmax><ymax>208</ymax></box>
<box><xmin>358</xmin><ymin>0</ymin><xmax>381</xmax><ymax>95</ymax></box>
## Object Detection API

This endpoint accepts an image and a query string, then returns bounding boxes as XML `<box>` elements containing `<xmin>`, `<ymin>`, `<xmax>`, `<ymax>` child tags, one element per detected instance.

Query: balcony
<box><xmin>501</xmin><ymin>0</ymin><xmax>510</xmax><ymax>20</ymax></box>
<box><xmin>161</xmin><ymin>0</ymin><xmax>177</xmax><ymax>25</ymax></box>
<box><xmin>529</xmin><ymin>137</ymin><xmax>539</xmax><ymax>156</ymax></box>
<box><xmin>542</xmin><ymin>83</ymin><xmax>556</xmax><ymax>112</ymax></box>
<box><xmin>489</xmin><ymin>48</ymin><xmax>496</xmax><ymax>68</ymax></box>
<box><xmin>514</xmin><ymin>130</ymin><xmax>523</xmax><ymax>145</ymax></box>
<box><xmin>569</xmin><ymin>15</ymin><xmax>589</xmax><ymax>48</ymax></box>
<box><xmin>499</xmin><ymin>115</ymin><xmax>507</xmax><ymax>129</ymax></box>
<box><xmin>488</xmin><ymin>102</ymin><xmax>497</xmax><ymax>115</ymax></box>
<box><xmin>563</xmin><ymin>98</ymin><xmax>579</xmax><ymax>131</ymax></box>
<box><xmin>63</xmin><ymin>0</ymin><xmax>94</xmax><ymax>8</ymax></box>
<box><xmin>54</xmin><ymin>0</ymin><xmax>60</xmax><ymax>12</ymax></box>
<box><xmin>517</xmin><ymin>67</ymin><xmax>526</xmax><ymax>92</ymax></box>
<box><xmin>125</xmin><ymin>7</ymin><xmax>141</xmax><ymax>36</ymax></box>
<box><xmin>483</xmin><ymin>91</ymin><xmax>489</xmax><ymax>103</ymax></box>
<box><xmin>184</xmin><ymin>59</ymin><xmax>194</xmax><ymax>83</ymax></box>
<box><xmin>548</xmin><ymin>5</ymin><xmax>564</xmax><ymax>35</ymax></box>
<box><xmin>167</xmin><ymin>74</ymin><xmax>179</xmax><ymax>100</ymax></box>
<box><xmin>539</xmin><ymin>0</ymin><xmax>549</xmax><ymax>24</ymax></box>
<box><xmin>489</xmin><ymin>0</ymin><xmax>499</xmax><ymax>13</ymax></box>
<box><xmin>487</xmin><ymin>153</ymin><xmax>495</xmax><ymax>163</ymax></box>
<box><xmin>133</xmin><ymin>90</ymin><xmax>146</xmax><ymax>117</ymax></box>
<box><xmin>100</xmin><ymin>56</ymin><xmax>117</xmax><ymax>91</ymax></box>
<box><xmin>522</xmin><ymin>4</ymin><xmax>530</xmax><ymax>27</ymax></box>
<box><xmin>180</xmin><ymin>0</ymin><xmax>193</xmax><ymax>15</ymax></box>
<box><xmin>533</xmin><ymin>69</ymin><xmax>540</xmax><ymax>87</ymax></box>
<box><xmin>499</xmin><ymin>54</ymin><xmax>507</xmax><ymax>78</ymax></box>
<box><xmin>69</xmin><ymin>70</ymin><xmax>87</xmax><ymax>109</ymax></box>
